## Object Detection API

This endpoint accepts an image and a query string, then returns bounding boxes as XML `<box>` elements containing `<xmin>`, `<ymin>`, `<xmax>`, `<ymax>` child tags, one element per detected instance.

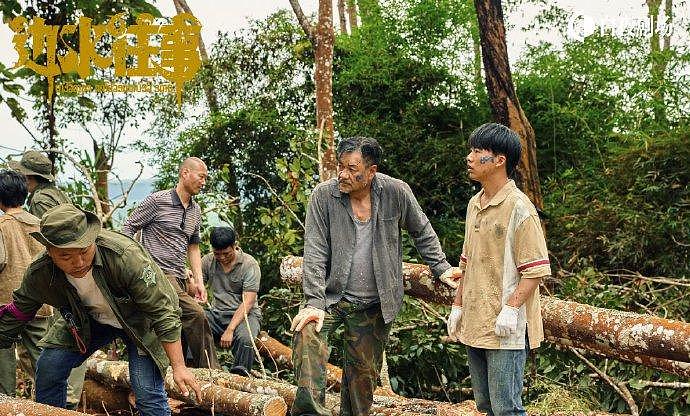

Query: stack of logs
<box><xmin>82</xmin><ymin>351</ymin><xmax>486</xmax><ymax>416</ymax></box>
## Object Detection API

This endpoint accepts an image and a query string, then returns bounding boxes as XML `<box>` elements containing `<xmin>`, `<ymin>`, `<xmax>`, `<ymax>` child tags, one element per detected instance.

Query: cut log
<box><xmin>281</xmin><ymin>256</ymin><xmax>690</xmax><ymax>367</ymax></box>
<box><xmin>85</xmin><ymin>356</ymin><xmax>287</xmax><ymax>416</ymax></box>
<box><xmin>81</xmin><ymin>379</ymin><xmax>132</xmax><ymax>412</ymax></box>
<box><xmin>0</xmin><ymin>393</ymin><xmax>89</xmax><ymax>415</ymax></box>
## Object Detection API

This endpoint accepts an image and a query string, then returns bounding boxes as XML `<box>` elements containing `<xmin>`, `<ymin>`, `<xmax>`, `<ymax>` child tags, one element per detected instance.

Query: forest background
<box><xmin>0</xmin><ymin>0</ymin><xmax>688</xmax><ymax>415</ymax></box>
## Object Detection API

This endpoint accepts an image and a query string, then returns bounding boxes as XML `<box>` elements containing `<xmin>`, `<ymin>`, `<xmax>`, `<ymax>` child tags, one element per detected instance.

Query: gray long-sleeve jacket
<box><xmin>303</xmin><ymin>173</ymin><xmax>451</xmax><ymax>323</ymax></box>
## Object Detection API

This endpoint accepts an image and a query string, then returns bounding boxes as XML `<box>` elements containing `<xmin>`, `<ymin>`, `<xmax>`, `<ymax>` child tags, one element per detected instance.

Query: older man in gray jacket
<box><xmin>290</xmin><ymin>136</ymin><xmax>460</xmax><ymax>416</ymax></box>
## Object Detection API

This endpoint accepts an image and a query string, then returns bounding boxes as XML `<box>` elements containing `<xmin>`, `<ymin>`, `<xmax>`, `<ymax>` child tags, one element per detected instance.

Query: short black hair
<box><xmin>0</xmin><ymin>169</ymin><xmax>28</xmax><ymax>208</ymax></box>
<box><xmin>210</xmin><ymin>226</ymin><xmax>236</xmax><ymax>249</ymax></box>
<box><xmin>336</xmin><ymin>136</ymin><xmax>383</xmax><ymax>167</ymax></box>
<box><xmin>468</xmin><ymin>123</ymin><xmax>522</xmax><ymax>177</ymax></box>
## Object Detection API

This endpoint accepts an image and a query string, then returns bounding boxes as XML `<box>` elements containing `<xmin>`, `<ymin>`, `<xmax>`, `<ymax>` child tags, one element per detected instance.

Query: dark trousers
<box><xmin>0</xmin><ymin>316</ymin><xmax>49</xmax><ymax>396</ymax></box>
<box><xmin>205</xmin><ymin>309</ymin><xmax>261</xmax><ymax>373</ymax></box>
<box><xmin>166</xmin><ymin>275</ymin><xmax>220</xmax><ymax>369</ymax></box>
<box><xmin>35</xmin><ymin>320</ymin><xmax>169</xmax><ymax>416</ymax></box>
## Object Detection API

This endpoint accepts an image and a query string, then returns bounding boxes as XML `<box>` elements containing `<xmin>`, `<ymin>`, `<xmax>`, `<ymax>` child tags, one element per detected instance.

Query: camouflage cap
<box><xmin>30</xmin><ymin>204</ymin><xmax>101</xmax><ymax>249</ymax></box>
<box><xmin>8</xmin><ymin>150</ymin><xmax>55</xmax><ymax>182</ymax></box>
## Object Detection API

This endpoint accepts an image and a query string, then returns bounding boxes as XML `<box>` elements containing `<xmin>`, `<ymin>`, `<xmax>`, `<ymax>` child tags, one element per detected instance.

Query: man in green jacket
<box><xmin>8</xmin><ymin>150</ymin><xmax>70</xmax><ymax>218</ymax></box>
<box><xmin>0</xmin><ymin>204</ymin><xmax>201</xmax><ymax>415</ymax></box>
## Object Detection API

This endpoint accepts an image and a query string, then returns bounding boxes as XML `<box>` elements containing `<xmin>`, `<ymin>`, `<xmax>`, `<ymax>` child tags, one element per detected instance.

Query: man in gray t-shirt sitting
<box><xmin>201</xmin><ymin>227</ymin><xmax>262</xmax><ymax>375</ymax></box>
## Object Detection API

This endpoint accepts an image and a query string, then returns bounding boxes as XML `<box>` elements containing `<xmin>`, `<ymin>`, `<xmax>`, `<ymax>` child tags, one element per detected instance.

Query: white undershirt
<box><xmin>66</xmin><ymin>269</ymin><xmax>122</xmax><ymax>328</ymax></box>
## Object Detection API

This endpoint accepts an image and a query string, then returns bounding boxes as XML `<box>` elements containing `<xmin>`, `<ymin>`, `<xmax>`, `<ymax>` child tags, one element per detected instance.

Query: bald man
<box><xmin>122</xmin><ymin>157</ymin><xmax>220</xmax><ymax>369</ymax></box>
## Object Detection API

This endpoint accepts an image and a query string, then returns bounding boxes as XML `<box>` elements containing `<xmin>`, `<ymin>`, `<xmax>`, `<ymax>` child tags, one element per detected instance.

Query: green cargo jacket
<box><xmin>28</xmin><ymin>182</ymin><xmax>71</xmax><ymax>218</ymax></box>
<box><xmin>0</xmin><ymin>229</ymin><xmax>182</xmax><ymax>376</ymax></box>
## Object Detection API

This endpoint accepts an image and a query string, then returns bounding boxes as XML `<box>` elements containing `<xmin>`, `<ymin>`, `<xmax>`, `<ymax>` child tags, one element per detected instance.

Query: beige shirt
<box><xmin>0</xmin><ymin>211</ymin><xmax>52</xmax><ymax>317</ymax></box>
<box><xmin>458</xmin><ymin>180</ymin><xmax>550</xmax><ymax>350</ymax></box>
<box><xmin>66</xmin><ymin>269</ymin><xmax>122</xmax><ymax>328</ymax></box>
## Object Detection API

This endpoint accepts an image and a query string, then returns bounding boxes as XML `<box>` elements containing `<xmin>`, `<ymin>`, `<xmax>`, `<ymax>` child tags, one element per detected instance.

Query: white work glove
<box><xmin>439</xmin><ymin>267</ymin><xmax>462</xmax><ymax>289</ymax></box>
<box><xmin>494</xmin><ymin>304</ymin><xmax>519</xmax><ymax>337</ymax></box>
<box><xmin>446</xmin><ymin>305</ymin><xmax>462</xmax><ymax>340</ymax></box>
<box><xmin>290</xmin><ymin>306</ymin><xmax>326</xmax><ymax>333</ymax></box>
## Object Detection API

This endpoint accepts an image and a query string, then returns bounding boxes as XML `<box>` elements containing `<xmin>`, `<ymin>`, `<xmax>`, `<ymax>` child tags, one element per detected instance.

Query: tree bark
<box><xmin>315</xmin><ymin>0</ymin><xmax>337</xmax><ymax>180</ymax></box>
<box><xmin>338</xmin><ymin>0</ymin><xmax>348</xmax><ymax>34</ymax></box>
<box><xmin>347</xmin><ymin>0</ymin><xmax>358</xmax><ymax>31</ymax></box>
<box><xmin>81</xmin><ymin>379</ymin><xmax>132</xmax><ymax>413</ymax></box>
<box><xmin>289</xmin><ymin>0</ymin><xmax>337</xmax><ymax>181</ymax></box>
<box><xmin>474</xmin><ymin>0</ymin><xmax>542</xmax><ymax>209</ymax></box>
<box><xmin>0</xmin><ymin>393</ymin><xmax>89</xmax><ymax>415</ymax></box>
<box><xmin>85</xmin><ymin>356</ymin><xmax>287</xmax><ymax>416</ymax></box>
<box><xmin>547</xmin><ymin>336</ymin><xmax>690</xmax><ymax>379</ymax></box>
<box><xmin>281</xmin><ymin>256</ymin><xmax>690</xmax><ymax>366</ymax></box>
<box><xmin>92</xmin><ymin>141</ymin><xmax>111</xmax><ymax>218</ymax></box>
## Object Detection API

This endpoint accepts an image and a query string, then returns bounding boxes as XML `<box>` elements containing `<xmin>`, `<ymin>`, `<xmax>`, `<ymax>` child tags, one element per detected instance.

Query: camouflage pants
<box><xmin>291</xmin><ymin>300</ymin><xmax>392</xmax><ymax>416</ymax></box>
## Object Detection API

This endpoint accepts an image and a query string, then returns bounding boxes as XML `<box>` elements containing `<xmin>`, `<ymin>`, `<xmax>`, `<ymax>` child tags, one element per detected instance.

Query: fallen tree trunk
<box><xmin>546</xmin><ymin>336</ymin><xmax>690</xmax><ymax>379</ymax></box>
<box><xmin>0</xmin><ymin>394</ymin><xmax>89</xmax><ymax>415</ymax></box>
<box><xmin>541</xmin><ymin>296</ymin><xmax>690</xmax><ymax>363</ymax></box>
<box><xmin>281</xmin><ymin>256</ymin><xmax>690</xmax><ymax>365</ymax></box>
<box><xmin>85</xmin><ymin>355</ymin><xmax>287</xmax><ymax>416</ymax></box>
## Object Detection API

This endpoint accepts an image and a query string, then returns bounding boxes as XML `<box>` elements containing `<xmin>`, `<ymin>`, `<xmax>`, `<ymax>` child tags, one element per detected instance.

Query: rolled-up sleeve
<box><xmin>513</xmin><ymin>215</ymin><xmax>551</xmax><ymax>279</ymax></box>
<box><xmin>302</xmin><ymin>185</ymin><xmax>331</xmax><ymax>311</ymax></box>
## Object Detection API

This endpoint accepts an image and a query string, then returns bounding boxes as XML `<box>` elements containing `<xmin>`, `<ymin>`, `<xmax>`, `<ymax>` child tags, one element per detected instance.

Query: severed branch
<box><xmin>627</xmin><ymin>380</ymin><xmax>690</xmax><ymax>389</ymax></box>
<box><xmin>246</xmin><ymin>172</ymin><xmax>305</xmax><ymax>230</ymax></box>
<box><xmin>288</xmin><ymin>0</ymin><xmax>315</xmax><ymax>44</ymax></box>
<box><xmin>43</xmin><ymin>148</ymin><xmax>104</xmax><ymax>220</ymax></box>
<box><xmin>569</xmin><ymin>347</ymin><xmax>639</xmax><ymax>416</ymax></box>
<box><xmin>102</xmin><ymin>161</ymin><xmax>144</xmax><ymax>224</ymax></box>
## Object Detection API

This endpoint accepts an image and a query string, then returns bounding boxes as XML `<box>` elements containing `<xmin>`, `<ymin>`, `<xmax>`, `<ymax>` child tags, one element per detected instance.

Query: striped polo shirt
<box><xmin>121</xmin><ymin>189</ymin><xmax>201</xmax><ymax>280</ymax></box>
<box><xmin>458</xmin><ymin>180</ymin><xmax>550</xmax><ymax>350</ymax></box>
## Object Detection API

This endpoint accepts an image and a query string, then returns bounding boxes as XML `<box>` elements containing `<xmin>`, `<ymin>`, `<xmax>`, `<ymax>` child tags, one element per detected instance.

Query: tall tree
<box><xmin>337</xmin><ymin>0</ymin><xmax>348</xmax><ymax>34</ymax></box>
<box><xmin>646</xmin><ymin>0</ymin><xmax>672</xmax><ymax>125</ymax></box>
<box><xmin>347</xmin><ymin>0</ymin><xmax>358</xmax><ymax>32</ymax></box>
<box><xmin>289</xmin><ymin>0</ymin><xmax>336</xmax><ymax>180</ymax></box>
<box><xmin>474</xmin><ymin>0</ymin><xmax>543</xmax><ymax>209</ymax></box>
